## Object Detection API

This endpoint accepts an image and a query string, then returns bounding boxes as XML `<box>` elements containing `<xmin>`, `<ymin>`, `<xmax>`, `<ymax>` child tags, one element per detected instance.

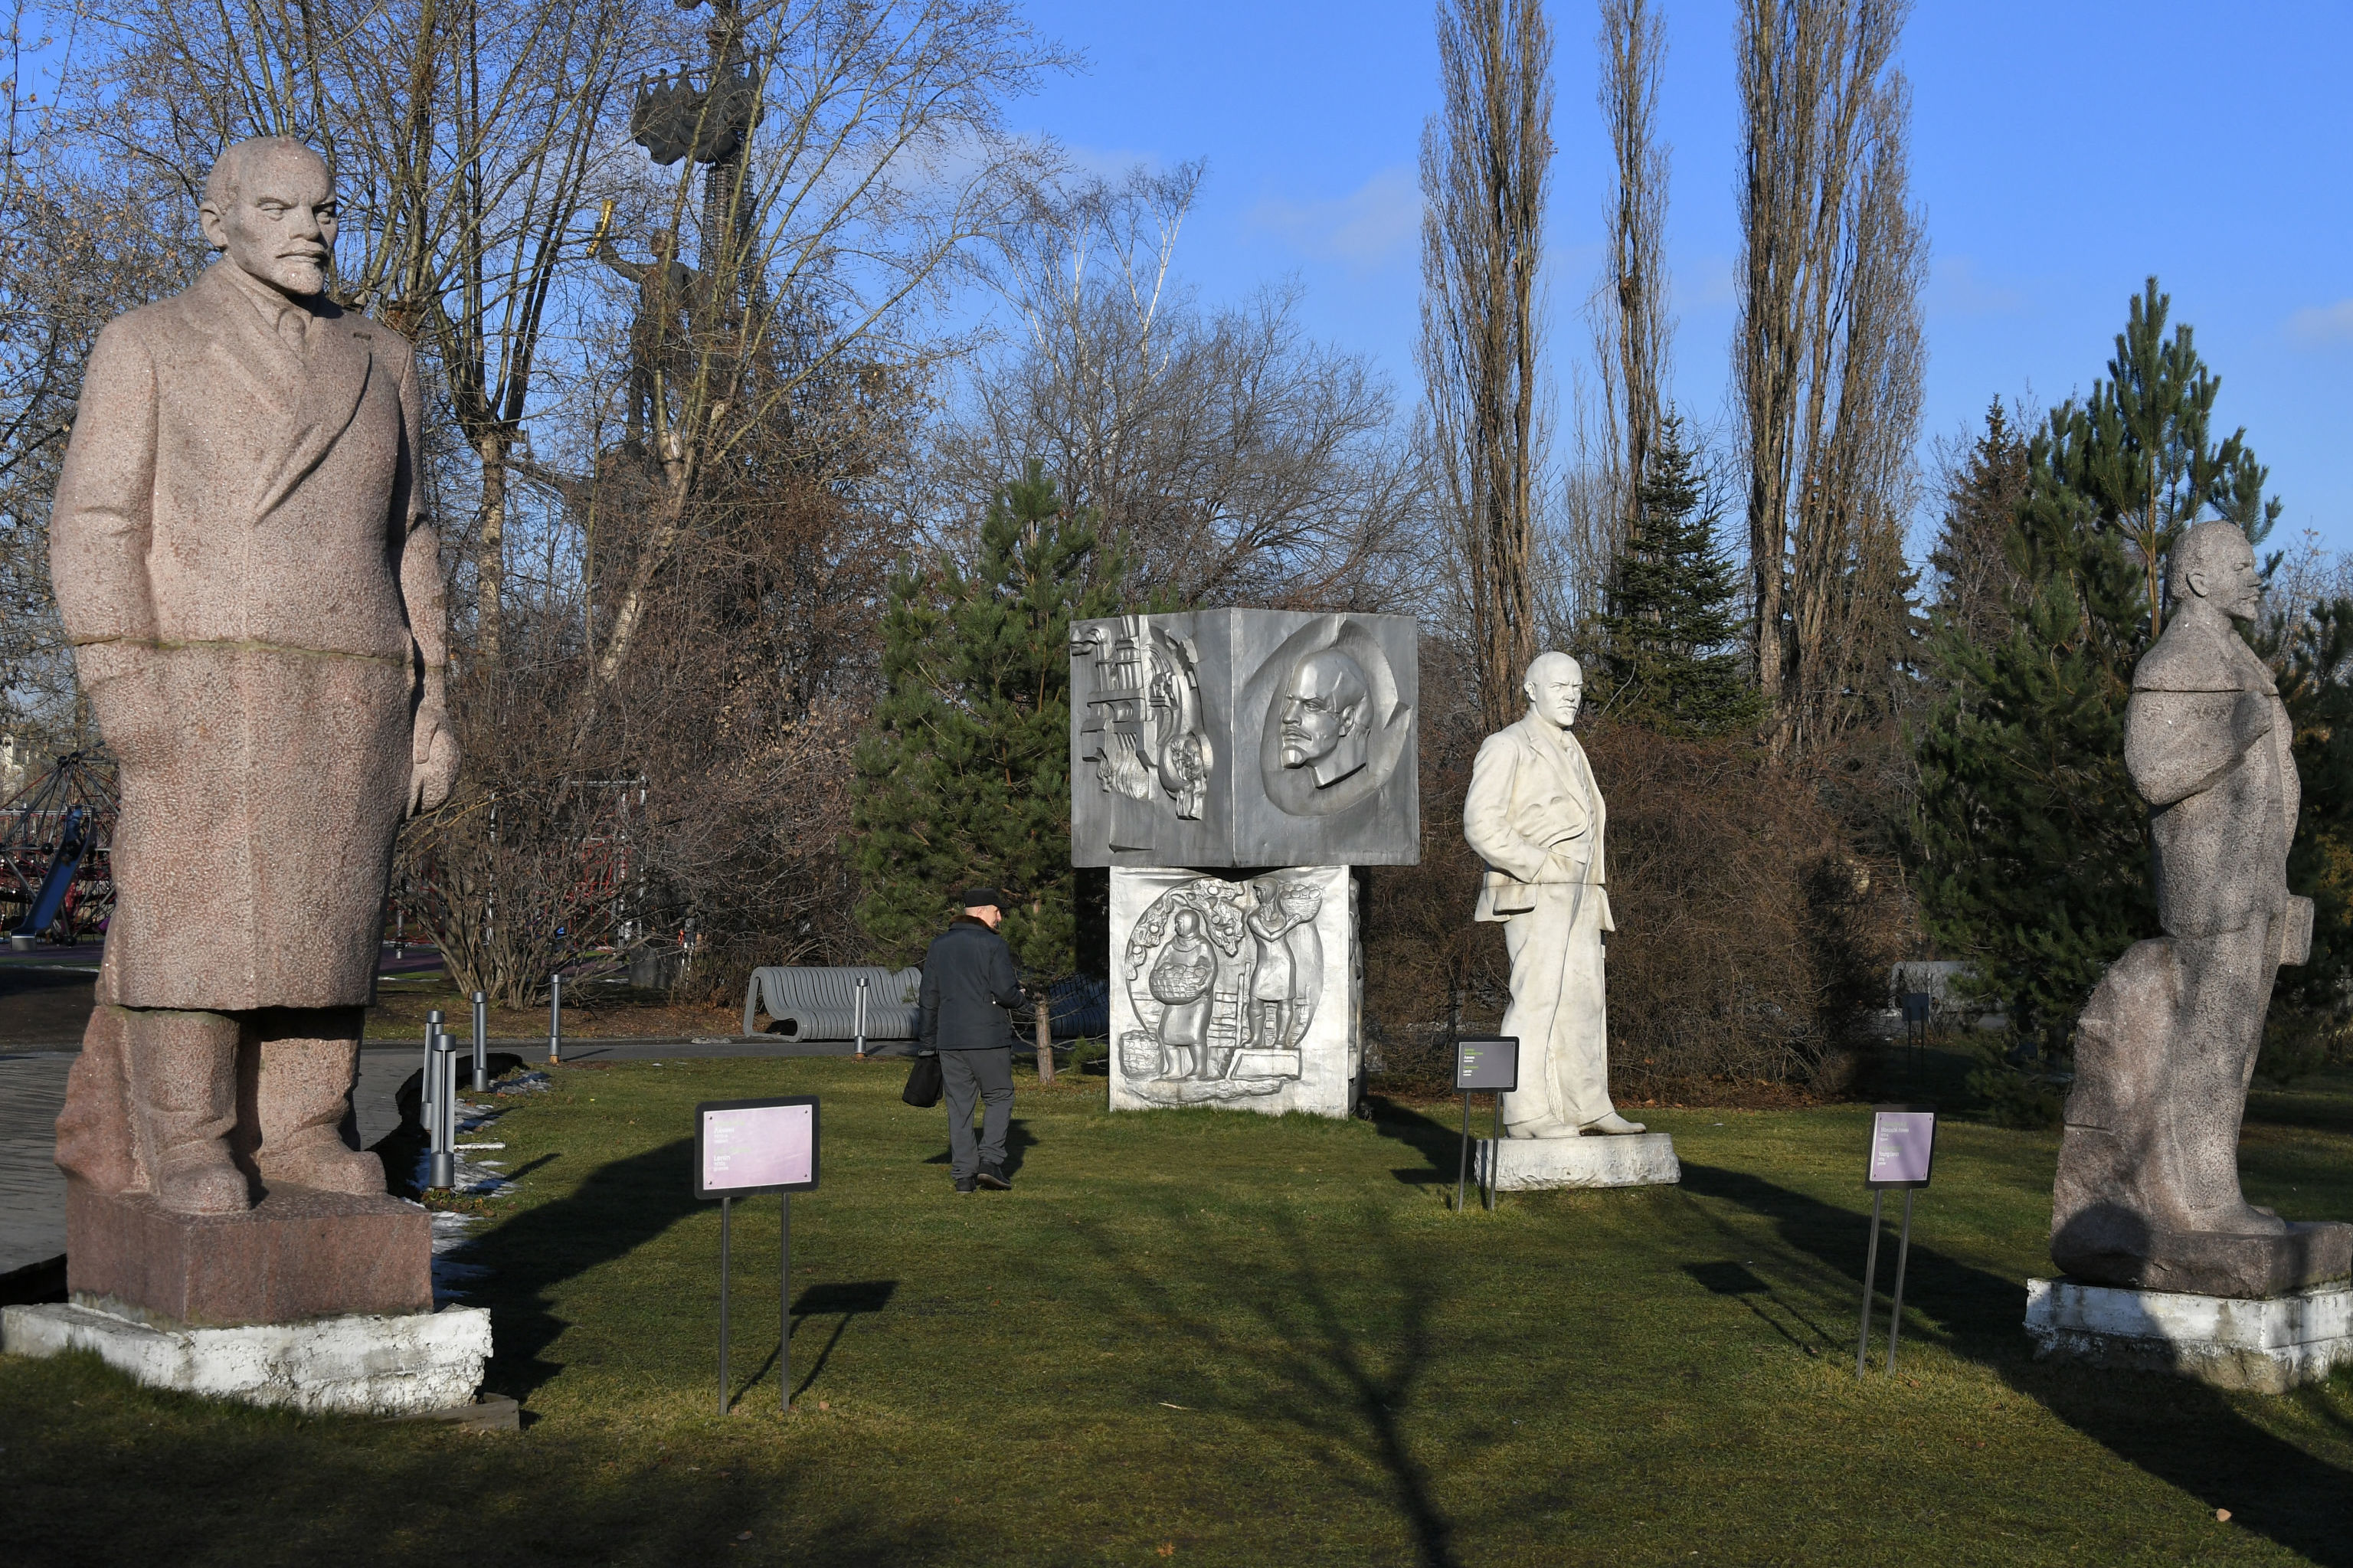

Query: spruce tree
<box><xmin>1598</xmin><ymin>411</ymin><xmax>1760</xmax><ymax>737</ymax></box>
<box><xmin>1926</xmin><ymin>401</ymin><xmax>2031</xmax><ymax>649</ymax></box>
<box><xmin>851</xmin><ymin>463</ymin><xmax>1120</xmax><ymax>1070</ymax></box>
<box><xmin>1913</xmin><ymin>279</ymin><xmax>2281</xmax><ymax>1115</ymax></box>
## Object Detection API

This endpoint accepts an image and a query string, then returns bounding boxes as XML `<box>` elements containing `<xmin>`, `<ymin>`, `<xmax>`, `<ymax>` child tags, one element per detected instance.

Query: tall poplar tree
<box><xmin>851</xmin><ymin>463</ymin><xmax>1119</xmax><ymax>1074</ymax></box>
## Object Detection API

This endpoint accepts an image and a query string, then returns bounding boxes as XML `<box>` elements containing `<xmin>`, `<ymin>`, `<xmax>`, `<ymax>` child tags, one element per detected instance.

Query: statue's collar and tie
<box><xmin>215</xmin><ymin>258</ymin><xmax>317</xmax><ymax>362</ymax></box>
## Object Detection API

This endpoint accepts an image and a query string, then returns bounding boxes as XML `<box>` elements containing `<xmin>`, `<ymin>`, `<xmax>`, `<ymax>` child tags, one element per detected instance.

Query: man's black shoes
<box><xmin>954</xmin><ymin>1174</ymin><xmax>977</xmax><ymax>1193</ymax></box>
<box><xmin>976</xmin><ymin>1163</ymin><xmax>1011</xmax><ymax>1190</ymax></box>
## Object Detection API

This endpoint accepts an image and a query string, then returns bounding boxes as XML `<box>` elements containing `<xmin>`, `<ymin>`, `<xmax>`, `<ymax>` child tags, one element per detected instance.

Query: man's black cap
<box><xmin>959</xmin><ymin>887</ymin><xmax>1006</xmax><ymax>911</ymax></box>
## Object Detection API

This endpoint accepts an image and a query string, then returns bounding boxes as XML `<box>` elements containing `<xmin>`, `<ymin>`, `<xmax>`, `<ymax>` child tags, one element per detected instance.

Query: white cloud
<box><xmin>1248</xmin><ymin>165</ymin><xmax>1420</xmax><ymax>270</ymax></box>
<box><xmin>2289</xmin><ymin>299</ymin><xmax>2353</xmax><ymax>345</ymax></box>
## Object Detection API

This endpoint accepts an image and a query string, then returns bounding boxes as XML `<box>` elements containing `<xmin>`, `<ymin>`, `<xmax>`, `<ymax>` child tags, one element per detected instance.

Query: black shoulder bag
<box><xmin>902</xmin><ymin>1052</ymin><xmax>942</xmax><ymax>1108</ymax></box>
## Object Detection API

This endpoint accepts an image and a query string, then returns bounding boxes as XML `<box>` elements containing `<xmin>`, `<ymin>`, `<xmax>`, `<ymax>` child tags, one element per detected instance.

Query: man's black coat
<box><xmin>919</xmin><ymin>915</ymin><xmax>1023</xmax><ymax>1051</ymax></box>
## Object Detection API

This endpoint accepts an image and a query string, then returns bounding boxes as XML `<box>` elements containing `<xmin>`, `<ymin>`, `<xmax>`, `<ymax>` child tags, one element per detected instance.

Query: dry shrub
<box><xmin>1363</xmin><ymin>655</ymin><xmax>1909</xmax><ymax>1101</ymax></box>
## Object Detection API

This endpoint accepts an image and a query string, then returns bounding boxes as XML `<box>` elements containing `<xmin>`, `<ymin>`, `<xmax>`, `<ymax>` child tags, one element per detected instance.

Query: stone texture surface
<box><xmin>1069</xmin><ymin>609</ymin><xmax>1419</xmax><ymax>868</ymax></box>
<box><xmin>1478</xmin><ymin>1132</ymin><xmax>1680</xmax><ymax>1192</ymax></box>
<box><xmin>1463</xmin><ymin>655</ymin><xmax>1631</xmax><ymax>1136</ymax></box>
<box><xmin>66</xmin><ymin>1179</ymin><xmax>431</xmax><ymax>1326</ymax></box>
<box><xmin>2051</xmin><ymin>522</ymin><xmax>2349</xmax><ymax>1297</ymax></box>
<box><xmin>45</xmin><ymin>139</ymin><xmax>456</xmax><ymax>1232</ymax></box>
<box><xmin>1109</xmin><ymin>865</ymin><xmax>1358</xmax><ymax>1117</ymax></box>
<box><xmin>2024</xmin><ymin>1275</ymin><xmax>2353</xmax><ymax>1393</ymax></box>
<box><xmin>2</xmin><ymin>1298</ymin><xmax>488</xmax><ymax>1415</ymax></box>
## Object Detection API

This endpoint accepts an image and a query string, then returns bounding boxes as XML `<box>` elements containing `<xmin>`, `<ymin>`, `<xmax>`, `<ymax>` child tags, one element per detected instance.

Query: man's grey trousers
<box><xmin>941</xmin><ymin>1046</ymin><xmax>1013</xmax><ymax>1179</ymax></box>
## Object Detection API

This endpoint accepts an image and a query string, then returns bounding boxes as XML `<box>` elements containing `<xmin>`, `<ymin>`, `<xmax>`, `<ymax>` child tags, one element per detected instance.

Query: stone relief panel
<box><xmin>1070</xmin><ymin>610</ymin><xmax>1419</xmax><ymax>869</ymax></box>
<box><xmin>1255</xmin><ymin>616</ymin><xmax>1413</xmax><ymax>820</ymax></box>
<box><xmin>1108</xmin><ymin>864</ymin><xmax>1357</xmax><ymax>1118</ymax></box>
<box><xmin>1072</xmin><ymin>615</ymin><xmax>1212</xmax><ymax>822</ymax></box>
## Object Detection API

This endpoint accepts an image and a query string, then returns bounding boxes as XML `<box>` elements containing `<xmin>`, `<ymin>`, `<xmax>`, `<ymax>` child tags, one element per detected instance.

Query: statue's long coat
<box><xmin>49</xmin><ymin>263</ymin><xmax>437</xmax><ymax>1010</ymax></box>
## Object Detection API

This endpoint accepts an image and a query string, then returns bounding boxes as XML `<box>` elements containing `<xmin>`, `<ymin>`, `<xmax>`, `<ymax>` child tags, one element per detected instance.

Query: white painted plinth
<box><xmin>2024</xmin><ymin>1276</ymin><xmax>2353</xmax><ymax>1393</ymax></box>
<box><xmin>1479</xmin><ymin>1132</ymin><xmax>1680</xmax><ymax>1191</ymax></box>
<box><xmin>1</xmin><ymin>1299</ymin><xmax>491</xmax><ymax>1415</ymax></box>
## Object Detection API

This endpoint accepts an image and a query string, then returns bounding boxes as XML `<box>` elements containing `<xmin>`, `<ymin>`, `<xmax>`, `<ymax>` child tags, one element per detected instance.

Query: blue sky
<box><xmin>1003</xmin><ymin>0</ymin><xmax>2353</xmax><ymax>555</ymax></box>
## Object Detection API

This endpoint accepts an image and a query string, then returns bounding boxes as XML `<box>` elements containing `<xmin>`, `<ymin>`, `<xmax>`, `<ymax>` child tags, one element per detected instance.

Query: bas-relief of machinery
<box><xmin>1069</xmin><ymin>609</ymin><xmax>1419</xmax><ymax>869</ymax></box>
<box><xmin>1110</xmin><ymin>866</ymin><xmax>1356</xmax><ymax>1113</ymax></box>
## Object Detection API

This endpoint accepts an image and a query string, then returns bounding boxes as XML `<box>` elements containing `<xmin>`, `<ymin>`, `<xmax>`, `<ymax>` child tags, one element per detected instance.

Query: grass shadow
<box><xmin>1680</xmin><ymin>1160</ymin><xmax>2353</xmax><ymax>1564</ymax></box>
<box><xmin>917</xmin><ymin>1118</ymin><xmax>1038</xmax><ymax>1177</ymax></box>
<box><xmin>463</xmin><ymin>1137</ymin><xmax>702</xmax><ymax>1402</ymax></box>
<box><xmin>790</xmin><ymin>1280</ymin><xmax>898</xmax><ymax>1401</ymax></box>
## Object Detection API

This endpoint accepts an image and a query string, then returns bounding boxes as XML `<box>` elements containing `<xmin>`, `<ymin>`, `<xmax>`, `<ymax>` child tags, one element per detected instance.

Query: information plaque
<box><xmin>1454</xmin><ymin>1036</ymin><xmax>1520</xmax><ymax>1094</ymax></box>
<box><xmin>696</xmin><ymin>1095</ymin><xmax>820</xmax><ymax>1199</ymax></box>
<box><xmin>695</xmin><ymin>1095</ymin><xmax>820</xmax><ymax>1414</ymax></box>
<box><xmin>1865</xmin><ymin>1105</ymin><xmax>1936</xmax><ymax>1190</ymax></box>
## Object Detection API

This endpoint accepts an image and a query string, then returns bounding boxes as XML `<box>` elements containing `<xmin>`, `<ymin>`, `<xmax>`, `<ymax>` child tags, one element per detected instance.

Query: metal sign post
<box><xmin>1856</xmin><ymin>1104</ymin><xmax>1937</xmax><ymax>1377</ymax></box>
<box><xmin>1452</xmin><ymin>1036</ymin><xmax>1519</xmax><ymax>1213</ymax></box>
<box><xmin>696</xmin><ymin>1095</ymin><xmax>820</xmax><ymax>1414</ymax></box>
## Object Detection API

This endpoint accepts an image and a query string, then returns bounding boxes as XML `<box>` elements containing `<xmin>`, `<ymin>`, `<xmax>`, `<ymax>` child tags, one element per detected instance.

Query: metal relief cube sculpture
<box><xmin>1069</xmin><ymin>609</ymin><xmax>1419</xmax><ymax>868</ymax></box>
<box><xmin>1108</xmin><ymin>864</ymin><xmax>1360</xmax><ymax>1116</ymax></box>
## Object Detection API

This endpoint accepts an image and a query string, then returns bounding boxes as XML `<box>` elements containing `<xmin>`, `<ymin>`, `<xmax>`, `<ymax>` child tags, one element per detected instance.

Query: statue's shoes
<box><xmin>260</xmin><ymin>1143</ymin><xmax>387</xmax><ymax>1198</ymax></box>
<box><xmin>1579</xmin><ymin>1111</ymin><xmax>1648</xmax><ymax>1136</ymax></box>
<box><xmin>153</xmin><ymin>1147</ymin><xmax>252</xmax><ymax>1216</ymax></box>
<box><xmin>1506</xmin><ymin>1118</ymin><xmax>1578</xmax><ymax>1139</ymax></box>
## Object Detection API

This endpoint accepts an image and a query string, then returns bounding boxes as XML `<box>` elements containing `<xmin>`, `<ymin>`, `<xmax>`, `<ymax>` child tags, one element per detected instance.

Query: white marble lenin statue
<box><xmin>1464</xmin><ymin>653</ymin><xmax>1644</xmax><ymax>1138</ymax></box>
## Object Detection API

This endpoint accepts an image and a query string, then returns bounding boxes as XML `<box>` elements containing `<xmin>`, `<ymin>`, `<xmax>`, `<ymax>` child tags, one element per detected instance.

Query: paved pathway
<box><xmin>0</xmin><ymin>1052</ymin><xmax>70</xmax><ymax>1276</ymax></box>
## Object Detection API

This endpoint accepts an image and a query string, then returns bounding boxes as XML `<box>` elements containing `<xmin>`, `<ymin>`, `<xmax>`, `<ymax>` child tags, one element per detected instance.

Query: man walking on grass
<box><xmin>920</xmin><ymin>888</ymin><xmax>1023</xmax><ymax>1193</ymax></box>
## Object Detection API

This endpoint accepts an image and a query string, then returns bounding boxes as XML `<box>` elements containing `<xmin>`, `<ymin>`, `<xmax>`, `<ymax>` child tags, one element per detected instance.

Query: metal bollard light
<box><xmin>854</xmin><ymin>975</ymin><xmax>869</xmax><ymax>1059</ymax></box>
<box><xmin>428</xmin><ymin>1028</ymin><xmax>457</xmax><ymax>1192</ymax></box>
<box><xmin>421</xmin><ymin>1008</ymin><xmax>443</xmax><ymax>1157</ymax></box>
<box><xmin>471</xmin><ymin>990</ymin><xmax>489</xmax><ymax>1092</ymax></box>
<box><xmin>548</xmin><ymin>971</ymin><xmax>564</xmax><ymax>1065</ymax></box>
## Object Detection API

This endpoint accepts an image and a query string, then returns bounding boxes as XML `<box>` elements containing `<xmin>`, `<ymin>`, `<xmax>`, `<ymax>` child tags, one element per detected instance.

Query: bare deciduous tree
<box><xmin>1733</xmin><ymin>0</ymin><xmax>1922</xmax><ymax>752</ymax></box>
<box><xmin>936</xmin><ymin>163</ymin><xmax>1425</xmax><ymax>611</ymax></box>
<box><xmin>589</xmin><ymin>0</ymin><xmax>1061</xmax><ymax>688</ymax></box>
<box><xmin>1421</xmin><ymin>0</ymin><xmax>1553</xmax><ymax>728</ymax></box>
<box><xmin>1595</xmin><ymin>0</ymin><xmax>1670</xmax><ymax>533</ymax></box>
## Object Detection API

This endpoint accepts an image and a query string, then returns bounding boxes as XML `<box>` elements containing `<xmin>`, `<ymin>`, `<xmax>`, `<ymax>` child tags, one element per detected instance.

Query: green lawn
<box><xmin>8</xmin><ymin>1056</ymin><xmax>2353</xmax><ymax>1566</ymax></box>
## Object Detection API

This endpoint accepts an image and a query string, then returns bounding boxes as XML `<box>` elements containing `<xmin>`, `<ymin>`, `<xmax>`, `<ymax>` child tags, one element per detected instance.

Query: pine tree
<box><xmin>1913</xmin><ymin>279</ymin><xmax>2281</xmax><ymax>1117</ymax></box>
<box><xmin>850</xmin><ymin>462</ymin><xmax>1120</xmax><ymax>1074</ymax></box>
<box><xmin>1597</xmin><ymin>411</ymin><xmax>1761</xmax><ymax>737</ymax></box>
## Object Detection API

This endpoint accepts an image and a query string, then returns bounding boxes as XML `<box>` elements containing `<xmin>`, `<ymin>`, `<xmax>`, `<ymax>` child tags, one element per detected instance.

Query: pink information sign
<box><xmin>1865</xmin><ymin>1106</ymin><xmax>1936</xmax><ymax>1189</ymax></box>
<box><xmin>695</xmin><ymin>1097</ymin><xmax>819</xmax><ymax>1196</ymax></box>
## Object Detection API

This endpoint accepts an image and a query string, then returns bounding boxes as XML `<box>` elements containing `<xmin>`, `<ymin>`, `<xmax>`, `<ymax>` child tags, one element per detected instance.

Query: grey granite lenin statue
<box><xmin>49</xmin><ymin>138</ymin><xmax>457</xmax><ymax>1220</ymax></box>
<box><xmin>2052</xmin><ymin>520</ymin><xmax>2351</xmax><ymax>1297</ymax></box>
<box><xmin>1464</xmin><ymin>653</ymin><xmax>1644</xmax><ymax>1138</ymax></box>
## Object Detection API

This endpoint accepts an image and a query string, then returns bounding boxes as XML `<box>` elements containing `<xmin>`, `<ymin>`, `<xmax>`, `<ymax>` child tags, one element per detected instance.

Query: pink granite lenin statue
<box><xmin>48</xmin><ymin>138</ymin><xmax>457</xmax><ymax>1223</ymax></box>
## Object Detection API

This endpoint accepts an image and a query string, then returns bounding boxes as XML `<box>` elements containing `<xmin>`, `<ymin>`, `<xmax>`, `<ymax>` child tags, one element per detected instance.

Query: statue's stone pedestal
<box><xmin>1480</xmin><ymin>1133</ymin><xmax>1680</xmax><ymax>1191</ymax></box>
<box><xmin>67</xmin><ymin>1180</ymin><xmax>433</xmax><ymax>1325</ymax></box>
<box><xmin>2024</xmin><ymin>1276</ymin><xmax>2353</xmax><ymax>1393</ymax></box>
<box><xmin>2</xmin><ymin>1298</ymin><xmax>490</xmax><ymax>1415</ymax></box>
<box><xmin>13</xmin><ymin>1180</ymin><xmax>482</xmax><ymax>1415</ymax></box>
<box><xmin>1110</xmin><ymin>865</ymin><xmax>1360</xmax><ymax>1118</ymax></box>
<box><xmin>2051</xmin><ymin>1213</ymin><xmax>2353</xmax><ymax>1298</ymax></box>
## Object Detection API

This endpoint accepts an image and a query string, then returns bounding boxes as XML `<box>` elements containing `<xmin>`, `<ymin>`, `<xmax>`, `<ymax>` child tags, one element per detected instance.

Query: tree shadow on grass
<box><xmin>1680</xmin><ymin>1160</ymin><xmax>2353</xmax><ymax>1566</ymax></box>
<box><xmin>1067</xmin><ymin>1197</ymin><xmax>1466</xmax><ymax>1568</ymax></box>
